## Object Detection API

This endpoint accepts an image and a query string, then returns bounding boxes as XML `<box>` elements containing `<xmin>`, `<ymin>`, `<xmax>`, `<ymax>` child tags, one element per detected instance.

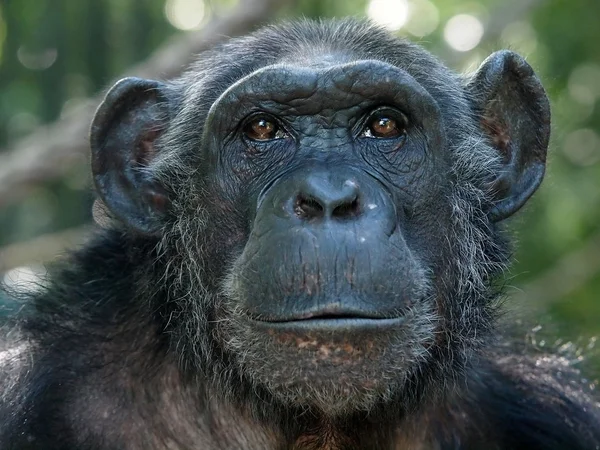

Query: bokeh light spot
<box><xmin>17</xmin><ymin>47</ymin><xmax>57</xmax><ymax>70</ymax></box>
<box><xmin>568</xmin><ymin>63</ymin><xmax>600</xmax><ymax>106</ymax></box>
<box><xmin>3</xmin><ymin>265</ymin><xmax>46</xmax><ymax>292</ymax></box>
<box><xmin>443</xmin><ymin>14</ymin><xmax>484</xmax><ymax>52</ymax></box>
<box><xmin>165</xmin><ymin>0</ymin><xmax>205</xmax><ymax>31</ymax></box>
<box><xmin>405</xmin><ymin>0</ymin><xmax>439</xmax><ymax>37</ymax></box>
<box><xmin>563</xmin><ymin>128</ymin><xmax>600</xmax><ymax>167</ymax></box>
<box><xmin>367</xmin><ymin>0</ymin><xmax>409</xmax><ymax>31</ymax></box>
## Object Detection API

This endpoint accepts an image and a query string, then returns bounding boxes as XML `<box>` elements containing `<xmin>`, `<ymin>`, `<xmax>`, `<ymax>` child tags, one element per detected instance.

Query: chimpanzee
<box><xmin>1</xmin><ymin>18</ymin><xmax>599</xmax><ymax>450</ymax></box>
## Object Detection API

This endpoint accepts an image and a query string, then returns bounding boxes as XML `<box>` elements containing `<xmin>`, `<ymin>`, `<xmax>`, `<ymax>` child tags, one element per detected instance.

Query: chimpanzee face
<box><xmin>201</xmin><ymin>60</ymin><xmax>449</xmax><ymax>411</ymax></box>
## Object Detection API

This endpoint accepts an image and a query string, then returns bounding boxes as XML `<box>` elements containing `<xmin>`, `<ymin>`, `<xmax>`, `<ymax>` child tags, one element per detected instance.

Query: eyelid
<box><xmin>241</xmin><ymin>112</ymin><xmax>290</xmax><ymax>141</ymax></box>
<box><xmin>357</xmin><ymin>106</ymin><xmax>408</xmax><ymax>139</ymax></box>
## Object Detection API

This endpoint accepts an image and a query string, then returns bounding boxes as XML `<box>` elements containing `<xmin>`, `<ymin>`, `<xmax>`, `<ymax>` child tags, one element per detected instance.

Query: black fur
<box><xmin>1</xmin><ymin>19</ymin><xmax>599</xmax><ymax>450</ymax></box>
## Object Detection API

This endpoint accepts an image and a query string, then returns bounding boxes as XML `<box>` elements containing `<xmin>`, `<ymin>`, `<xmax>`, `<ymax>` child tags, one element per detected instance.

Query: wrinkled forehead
<box><xmin>206</xmin><ymin>59</ymin><xmax>440</xmax><ymax>122</ymax></box>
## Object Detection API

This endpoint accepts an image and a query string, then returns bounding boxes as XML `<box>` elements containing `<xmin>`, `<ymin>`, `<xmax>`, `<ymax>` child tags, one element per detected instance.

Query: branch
<box><xmin>0</xmin><ymin>0</ymin><xmax>294</xmax><ymax>209</ymax></box>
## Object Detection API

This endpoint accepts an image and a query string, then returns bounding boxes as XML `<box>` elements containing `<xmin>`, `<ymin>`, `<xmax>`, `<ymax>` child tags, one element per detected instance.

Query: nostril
<box><xmin>332</xmin><ymin>196</ymin><xmax>360</xmax><ymax>219</ymax></box>
<box><xmin>295</xmin><ymin>195</ymin><xmax>324</xmax><ymax>219</ymax></box>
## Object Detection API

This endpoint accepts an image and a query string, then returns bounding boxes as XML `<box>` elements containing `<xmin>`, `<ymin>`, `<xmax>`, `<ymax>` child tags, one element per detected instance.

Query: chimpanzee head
<box><xmin>90</xmin><ymin>20</ymin><xmax>550</xmax><ymax>415</ymax></box>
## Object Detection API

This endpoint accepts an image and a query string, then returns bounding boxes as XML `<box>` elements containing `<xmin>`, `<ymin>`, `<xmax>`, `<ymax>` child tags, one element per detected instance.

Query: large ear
<box><xmin>90</xmin><ymin>77</ymin><xmax>171</xmax><ymax>234</ymax></box>
<box><xmin>467</xmin><ymin>51</ymin><xmax>551</xmax><ymax>222</ymax></box>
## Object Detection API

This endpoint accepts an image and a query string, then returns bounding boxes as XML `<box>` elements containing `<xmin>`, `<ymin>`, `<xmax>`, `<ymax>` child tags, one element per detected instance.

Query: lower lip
<box><xmin>250</xmin><ymin>317</ymin><xmax>405</xmax><ymax>332</ymax></box>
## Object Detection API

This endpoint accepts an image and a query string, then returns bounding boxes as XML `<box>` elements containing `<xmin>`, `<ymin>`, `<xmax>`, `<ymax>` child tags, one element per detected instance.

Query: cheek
<box><xmin>402</xmin><ymin>184</ymin><xmax>454</xmax><ymax>272</ymax></box>
<box><xmin>188</xmin><ymin>185</ymin><xmax>251</xmax><ymax>279</ymax></box>
<box><xmin>210</xmin><ymin>206</ymin><xmax>247</xmax><ymax>251</ymax></box>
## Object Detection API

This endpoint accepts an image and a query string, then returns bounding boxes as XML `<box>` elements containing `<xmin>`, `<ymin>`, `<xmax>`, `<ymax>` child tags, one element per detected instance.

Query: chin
<box><xmin>216</xmin><ymin>290</ymin><xmax>438</xmax><ymax>414</ymax></box>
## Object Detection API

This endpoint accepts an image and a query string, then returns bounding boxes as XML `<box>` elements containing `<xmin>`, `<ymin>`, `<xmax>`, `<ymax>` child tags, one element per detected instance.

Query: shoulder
<box><xmin>471</xmin><ymin>352</ymin><xmax>600</xmax><ymax>449</ymax></box>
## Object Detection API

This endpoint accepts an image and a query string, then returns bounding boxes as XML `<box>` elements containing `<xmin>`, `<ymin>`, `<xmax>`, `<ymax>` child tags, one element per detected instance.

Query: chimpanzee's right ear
<box><xmin>90</xmin><ymin>77</ymin><xmax>172</xmax><ymax>235</ymax></box>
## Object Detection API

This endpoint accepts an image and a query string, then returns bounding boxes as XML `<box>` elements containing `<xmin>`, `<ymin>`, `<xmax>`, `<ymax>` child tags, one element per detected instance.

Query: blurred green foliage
<box><xmin>0</xmin><ymin>0</ymin><xmax>599</xmax><ymax>363</ymax></box>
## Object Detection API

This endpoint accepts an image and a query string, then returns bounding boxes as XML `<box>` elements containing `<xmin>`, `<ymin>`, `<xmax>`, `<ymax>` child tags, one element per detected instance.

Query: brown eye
<box><xmin>362</xmin><ymin>111</ymin><xmax>407</xmax><ymax>139</ymax></box>
<box><xmin>244</xmin><ymin>117</ymin><xmax>286</xmax><ymax>141</ymax></box>
<box><xmin>372</xmin><ymin>117</ymin><xmax>398</xmax><ymax>137</ymax></box>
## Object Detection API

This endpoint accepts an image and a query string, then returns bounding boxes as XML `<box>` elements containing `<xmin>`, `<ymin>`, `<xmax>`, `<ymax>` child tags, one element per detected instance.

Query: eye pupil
<box><xmin>256</xmin><ymin>119</ymin><xmax>272</xmax><ymax>132</ymax></box>
<box><xmin>371</xmin><ymin>116</ymin><xmax>399</xmax><ymax>137</ymax></box>
<box><xmin>245</xmin><ymin>117</ymin><xmax>277</xmax><ymax>141</ymax></box>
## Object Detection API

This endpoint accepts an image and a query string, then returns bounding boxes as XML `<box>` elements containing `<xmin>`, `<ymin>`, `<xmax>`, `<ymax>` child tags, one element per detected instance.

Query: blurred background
<box><xmin>0</xmin><ymin>0</ymin><xmax>598</xmax><ymax>369</ymax></box>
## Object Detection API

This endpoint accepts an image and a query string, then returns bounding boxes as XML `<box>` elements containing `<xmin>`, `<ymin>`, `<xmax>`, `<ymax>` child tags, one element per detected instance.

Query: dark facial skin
<box><xmin>195</xmin><ymin>60</ymin><xmax>453</xmax><ymax>411</ymax></box>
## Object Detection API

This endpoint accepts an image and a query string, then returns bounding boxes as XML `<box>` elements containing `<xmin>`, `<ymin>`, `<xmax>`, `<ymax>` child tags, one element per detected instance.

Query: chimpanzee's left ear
<box><xmin>467</xmin><ymin>50</ymin><xmax>551</xmax><ymax>222</ymax></box>
<box><xmin>90</xmin><ymin>77</ymin><xmax>172</xmax><ymax>234</ymax></box>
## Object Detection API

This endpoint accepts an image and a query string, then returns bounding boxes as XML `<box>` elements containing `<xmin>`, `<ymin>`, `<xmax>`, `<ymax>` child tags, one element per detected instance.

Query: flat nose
<box><xmin>294</xmin><ymin>176</ymin><xmax>360</xmax><ymax>220</ymax></box>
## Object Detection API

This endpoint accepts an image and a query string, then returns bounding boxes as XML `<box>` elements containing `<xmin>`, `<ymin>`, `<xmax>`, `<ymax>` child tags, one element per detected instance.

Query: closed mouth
<box><xmin>249</xmin><ymin>306</ymin><xmax>402</xmax><ymax>323</ymax></box>
<box><xmin>247</xmin><ymin>307</ymin><xmax>405</xmax><ymax>331</ymax></box>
